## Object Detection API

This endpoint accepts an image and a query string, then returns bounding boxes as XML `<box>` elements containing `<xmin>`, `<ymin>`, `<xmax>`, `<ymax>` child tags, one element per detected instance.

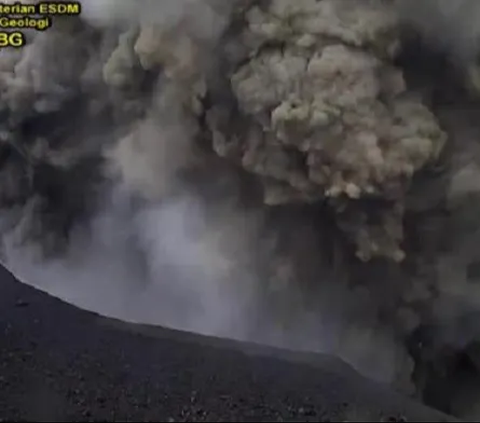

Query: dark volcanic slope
<box><xmin>0</xmin><ymin>266</ymin><xmax>456</xmax><ymax>422</ymax></box>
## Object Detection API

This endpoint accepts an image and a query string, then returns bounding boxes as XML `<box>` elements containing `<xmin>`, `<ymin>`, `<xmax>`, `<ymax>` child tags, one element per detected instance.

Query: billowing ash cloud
<box><xmin>3</xmin><ymin>0</ymin><xmax>480</xmax><ymax>419</ymax></box>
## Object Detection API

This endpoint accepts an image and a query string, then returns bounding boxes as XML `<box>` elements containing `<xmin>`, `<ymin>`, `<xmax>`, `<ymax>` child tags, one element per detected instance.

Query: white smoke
<box><xmin>2</xmin><ymin>187</ymin><xmax>260</xmax><ymax>338</ymax></box>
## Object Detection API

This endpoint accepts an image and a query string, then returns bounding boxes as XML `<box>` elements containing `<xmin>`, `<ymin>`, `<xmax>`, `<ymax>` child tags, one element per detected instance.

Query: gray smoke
<box><xmin>3</xmin><ymin>0</ymin><xmax>480</xmax><ymax>419</ymax></box>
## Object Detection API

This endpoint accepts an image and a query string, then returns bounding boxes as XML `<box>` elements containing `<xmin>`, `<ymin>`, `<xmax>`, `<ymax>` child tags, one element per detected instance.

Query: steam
<box><xmin>3</xmin><ymin>187</ymin><xmax>256</xmax><ymax>337</ymax></box>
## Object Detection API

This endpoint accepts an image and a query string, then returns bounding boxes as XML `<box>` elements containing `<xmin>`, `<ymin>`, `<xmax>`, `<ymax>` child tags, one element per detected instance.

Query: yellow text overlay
<box><xmin>0</xmin><ymin>1</ymin><xmax>81</xmax><ymax>46</ymax></box>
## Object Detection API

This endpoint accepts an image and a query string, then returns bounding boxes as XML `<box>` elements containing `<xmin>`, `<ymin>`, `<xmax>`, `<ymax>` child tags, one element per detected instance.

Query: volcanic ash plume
<box><xmin>206</xmin><ymin>0</ymin><xmax>447</xmax><ymax>262</ymax></box>
<box><xmin>3</xmin><ymin>0</ymin><xmax>480</xmax><ymax>419</ymax></box>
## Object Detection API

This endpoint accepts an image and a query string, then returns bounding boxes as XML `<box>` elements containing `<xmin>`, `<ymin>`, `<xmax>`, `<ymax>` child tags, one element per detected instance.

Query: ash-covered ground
<box><xmin>2</xmin><ymin>0</ymin><xmax>480</xmax><ymax>419</ymax></box>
